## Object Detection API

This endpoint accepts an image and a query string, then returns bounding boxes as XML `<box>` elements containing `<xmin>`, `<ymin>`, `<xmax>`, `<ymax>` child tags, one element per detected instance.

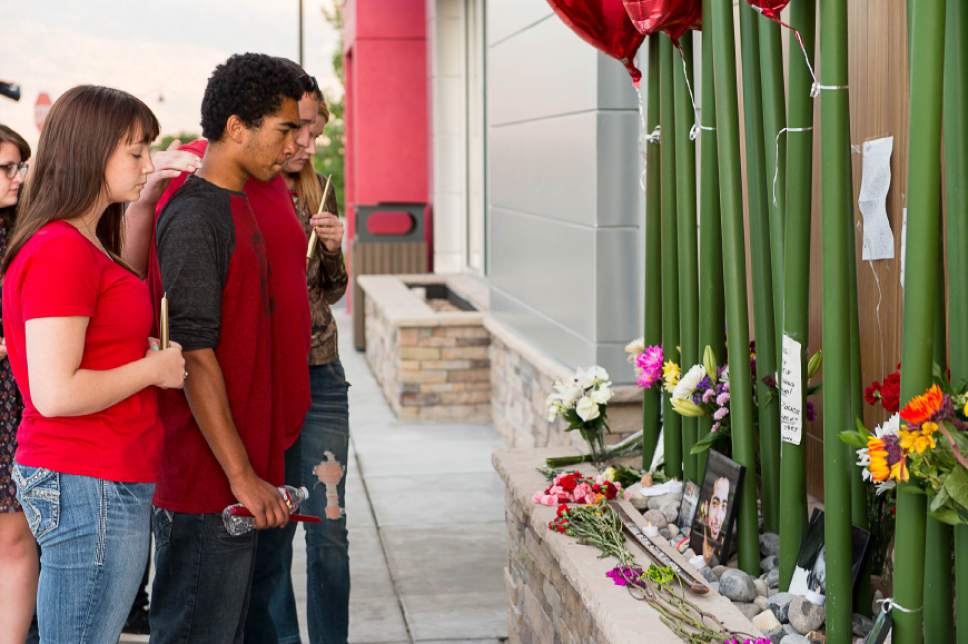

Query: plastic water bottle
<box><xmin>222</xmin><ymin>485</ymin><xmax>310</xmax><ymax>536</ymax></box>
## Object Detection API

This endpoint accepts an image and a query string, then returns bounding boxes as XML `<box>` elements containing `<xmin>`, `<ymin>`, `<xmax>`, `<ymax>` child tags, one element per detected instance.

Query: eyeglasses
<box><xmin>0</xmin><ymin>162</ymin><xmax>28</xmax><ymax>180</ymax></box>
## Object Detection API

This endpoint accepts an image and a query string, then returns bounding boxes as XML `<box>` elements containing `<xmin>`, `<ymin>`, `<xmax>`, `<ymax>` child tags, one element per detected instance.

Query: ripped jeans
<box><xmin>245</xmin><ymin>360</ymin><xmax>350</xmax><ymax>644</ymax></box>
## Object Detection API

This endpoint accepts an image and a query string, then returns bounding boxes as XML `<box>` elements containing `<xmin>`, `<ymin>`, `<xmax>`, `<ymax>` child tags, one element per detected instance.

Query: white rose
<box><xmin>590</xmin><ymin>385</ymin><xmax>613</xmax><ymax>405</ymax></box>
<box><xmin>590</xmin><ymin>366</ymin><xmax>610</xmax><ymax>385</ymax></box>
<box><xmin>575</xmin><ymin>396</ymin><xmax>601</xmax><ymax>422</ymax></box>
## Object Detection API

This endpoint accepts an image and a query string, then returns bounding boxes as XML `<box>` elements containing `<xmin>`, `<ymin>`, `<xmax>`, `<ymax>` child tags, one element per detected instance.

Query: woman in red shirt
<box><xmin>1</xmin><ymin>85</ymin><xmax>185</xmax><ymax>644</ymax></box>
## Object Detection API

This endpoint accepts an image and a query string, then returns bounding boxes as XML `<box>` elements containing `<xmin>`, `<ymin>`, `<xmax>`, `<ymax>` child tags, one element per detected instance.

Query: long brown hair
<box><xmin>0</xmin><ymin>124</ymin><xmax>31</xmax><ymax>227</ymax></box>
<box><xmin>2</xmin><ymin>85</ymin><xmax>159</xmax><ymax>273</ymax></box>
<box><xmin>292</xmin><ymin>92</ymin><xmax>330</xmax><ymax>215</ymax></box>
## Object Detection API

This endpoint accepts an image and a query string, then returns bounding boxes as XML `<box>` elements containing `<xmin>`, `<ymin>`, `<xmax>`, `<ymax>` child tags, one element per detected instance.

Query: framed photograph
<box><xmin>678</xmin><ymin>480</ymin><xmax>701</xmax><ymax>531</ymax></box>
<box><xmin>690</xmin><ymin>450</ymin><xmax>745</xmax><ymax>566</ymax></box>
<box><xmin>788</xmin><ymin>508</ymin><xmax>871</xmax><ymax>603</ymax></box>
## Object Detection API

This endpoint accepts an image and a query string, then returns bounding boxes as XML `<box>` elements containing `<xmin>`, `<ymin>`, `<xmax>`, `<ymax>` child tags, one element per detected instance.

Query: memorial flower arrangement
<box><xmin>842</xmin><ymin>379</ymin><xmax>968</xmax><ymax>525</ymax></box>
<box><xmin>546</xmin><ymin>366</ymin><xmax>614</xmax><ymax>460</ymax></box>
<box><xmin>532</xmin><ymin>470</ymin><xmax>622</xmax><ymax>507</ymax></box>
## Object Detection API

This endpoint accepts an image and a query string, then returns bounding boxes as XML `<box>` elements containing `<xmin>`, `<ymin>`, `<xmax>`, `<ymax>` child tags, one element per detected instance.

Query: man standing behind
<box><xmin>146</xmin><ymin>53</ymin><xmax>304</xmax><ymax>643</ymax></box>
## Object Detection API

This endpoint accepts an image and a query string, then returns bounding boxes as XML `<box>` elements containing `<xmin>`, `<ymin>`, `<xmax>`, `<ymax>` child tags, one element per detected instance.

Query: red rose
<box><xmin>592</xmin><ymin>484</ymin><xmax>601</xmax><ymax>493</ymax></box>
<box><xmin>557</xmin><ymin>472</ymin><xmax>580</xmax><ymax>493</ymax></box>
<box><xmin>603</xmin><ymin>481</ymin><xmax>618</xmax><ymax>500</ymax></box>
<box><xmin>864</xmin><ymin>381</ymin><xmax>881</xmax><ymax>406</ymax></box>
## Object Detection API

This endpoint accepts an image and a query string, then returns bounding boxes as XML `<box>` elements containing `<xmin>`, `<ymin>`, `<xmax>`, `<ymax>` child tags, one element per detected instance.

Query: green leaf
<box><xmin>855</xmin><ymin>418</ymin><xmax>872</xmax><ymax>435</ymax></box>
<box><xmin>929</xmin><ymin>507</ymin><xmax>963</xmax><ymax>526</ymax></box>
<box><xmin>690</xmin><ymin>430</ymin><xmax>727</xmax><ymax>455</ymax></box>
<box><xmin>943</xmin><ymin>467</ymin><xmax>968</xmax><ymax>511</ymax></box>
<box><xmin>840</xmin><ymin>430</ymin><xmax>869</xmax><ymax>449</ymax></box>
<box><xmin>932</xmin><ymin>361</ymin><xmax>945</xmax><ymax>385</ymax></box>
<box><xmin>929</xmin><ymin>487</ymin><xmax>949</xmax><ymax>513</ymax></box>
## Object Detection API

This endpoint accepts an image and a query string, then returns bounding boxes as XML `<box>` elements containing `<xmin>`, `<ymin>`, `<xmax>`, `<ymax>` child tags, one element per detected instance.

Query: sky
<box><xmin>0</xmin><ymin>0</ymin><xmax>342</xmax><ymax>149</ymax></box>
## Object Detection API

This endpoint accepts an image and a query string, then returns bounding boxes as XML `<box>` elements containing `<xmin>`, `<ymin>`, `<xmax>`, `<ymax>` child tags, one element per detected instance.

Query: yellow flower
<box><xmin>663</xmin><ymin>361</ymin><xmax>681</xmax><ymax>393</ymax></box>
<box><xmin>865</xmin><ymin>434</ymin><xmax>909</xmax><ymax>483</ymax></box>
<box><xmin>963</xmin><ymin>398</ymin><xmax>968</xmax><ymax>418</ymax></box>
<box><xmin>900</xmin><ymin>427</ymin><xmax>936</xmax><ymax>454</ymax></box>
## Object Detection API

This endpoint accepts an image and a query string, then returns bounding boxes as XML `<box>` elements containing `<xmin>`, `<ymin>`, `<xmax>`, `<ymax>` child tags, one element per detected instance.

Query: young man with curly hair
<box><xmin>139</xmin><ymin>53</ymin><xmax>307</xmax><ymax>643</ymax></box>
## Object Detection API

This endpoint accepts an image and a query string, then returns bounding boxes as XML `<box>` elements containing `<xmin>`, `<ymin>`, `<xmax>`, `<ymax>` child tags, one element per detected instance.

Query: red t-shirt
<box><xmin>2</xmin><ymin>221</ymin><xmax>162</xmax><ymax>482</ymax></box>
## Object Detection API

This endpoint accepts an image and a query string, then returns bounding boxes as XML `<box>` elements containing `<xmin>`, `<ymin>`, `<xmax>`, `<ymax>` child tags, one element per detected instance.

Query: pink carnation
<box><xmin>572</xmin><ymin>483</ymin><xmax>594</xmax><ymax>503</ymax></box>
<box><xmin>635</xmin><ymin>345</ymin><xmax>664</xmax><ymax>389</ymax></box>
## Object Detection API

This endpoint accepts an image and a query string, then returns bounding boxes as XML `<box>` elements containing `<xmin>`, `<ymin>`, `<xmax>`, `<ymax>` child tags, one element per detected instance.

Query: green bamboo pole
<box><xmin>818</xmin><ymin>0</ymin><xmax>855</xmax><ymax>639</ymax></box>
<box><xmin>643</xmin><ymin>37</ymin><xmax>663</xmax><ymax>468</ymax></box>
<box><xmin>778</xmin><ymin>0</ymin><xmax>816</xmax><ymax>591</ymax></box>
<box><xmin>944</xmin><ymin>1</ymin><xmax>968</xmax><ymax>639</ymax></box>
<box><xmin>673</xmin><ymin>37</ymin><xmax>700</xmax><ymax>483</ymax></box>
<box><xmin>757</xmin><ymin>10</ymin><xmax>786</xmax><ymax>363</ymax></box>
<box><xmin>897</xmin><ymin>2</ymin><xmax>947</xmax><ymax>643</ymax></box>
<box><xmin>923</xmin><ymin>261</ymin><xmax>954</xmax><ymax>641</ymax></box>
<box><xmin>698</xmin><ymin>0</ymin><xmax>726</xmax><ymax>486</ymax></box>
<box><xmin>659</xmin><ymin>35</ymin><xmax>683</xmax><ymax>480</ymax></box>
<box><xmin>709</xmin><ymin>0</ymin><xmax>759</xmax><ymax>576</ymax></box>
<box><xmin>846</xmin><ymin>242</ymin><xmax>867</xmax><ymax>530</ymax></box>
<box><xmin>739</xmin><ymin>3</ymin><xmax>781</xmax><ymax>535</ymax></box>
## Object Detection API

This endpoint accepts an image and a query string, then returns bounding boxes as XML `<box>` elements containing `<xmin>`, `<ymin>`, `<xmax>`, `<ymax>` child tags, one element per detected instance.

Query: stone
<box><xmin>852</xmin><ymin>612</ymin><xmax>874</xmax><ymax>637</ymax></box>
<box><xmin>766</xmin><ymin>568</ymin><xmax>780</xmax><ymax>588</ymax></box>
<box><xmin>761</xmin><ymin>554</ymin><xmax>780</xmax><ymax>572</ymax></box>
<box><xmin>753</xmin><ymin>609</ymin><xmax>783</xmax><ymax>635</ymax></box>
<box><xmin>779</xmin><ymin>635</ymin><xmax>810</xmax><ymax>644</ymax></box>
<box><xmin>783</xmin><ymin>624</ymin><xmax>798</xmax><ymax>637</ymax></box>
<box><xmin>709</xmin><ymin>581</ymin><xmax>720</xmax><ymax>594</ymax></box>
<box><xmin>659</xmin><ymin>527</ymin><xmax>671</xmax><ymax>540</ymax></box>
<box><xmin>701</xmin><ymin>567</ymin><xmax>718</xmax><ymax>583</ymax></box>
<box><xmin>736</xmin><ymin>602</ymin><xmax>763</xmax><ymax>621</ymax></box>
<box><xmin>789</xmin><ymin>596</ymin><xmax>826</xmax><ymax>634</ymax></box>
<box><xmin>659</xmin><ymin>501</ymin><xmax>680</xmax><ymax>524</ymax></box>
<box><xmin>755</xmin><ymin>595</ymin><xmax>770</xmax><ymax>610</ymax></box>
<box><xmin>765</xmin><ymin>625</ymin><xmax>786</xmax><ymax>644</ymax></box>
<box><xmin>755</xmin><ymin>578</ymin><xmax>770</xmax><ymax>597</ymax></box>
<box><xmin>646</xmin><ymin>492</ymin><xmax>680</xmax><ymax>511</ymax></box>
<box><xmin>760</xmin><ymin>532</ymin><xmax>781</xmax><ymax>557</ymax></box>
<box><xmin>642</xmin><ymin>510</ymin><xmax>667</xmax><ymax>528</ymax></box>
<box><xmin>712</xmin><ymin>565</ymin><xmax>728</xmax><ymax>580</ymax></box>
<box><xmin>719</xmin><ymin>569</ymin><xmax>758</xmax><ymax>603</ymax></box>
<box><xmin>768</xmin><ymin>592</ymin><xmax>795</xmax><ymax>623</ymax></box>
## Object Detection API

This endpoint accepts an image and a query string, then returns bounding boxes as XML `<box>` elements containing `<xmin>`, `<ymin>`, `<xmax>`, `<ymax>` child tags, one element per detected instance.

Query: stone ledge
<box><xmin>493</xmin><ymin>447</ymin><xmax>763</xmax><ymax>643</ymax></box>
<box><xmin>359</xmin><ymin>274</ymin><xmax>488</xmax><ymax>328</ymax></box>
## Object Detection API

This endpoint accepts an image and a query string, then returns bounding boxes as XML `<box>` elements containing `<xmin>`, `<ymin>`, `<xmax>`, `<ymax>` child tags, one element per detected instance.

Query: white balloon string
<box><xmin>771</xmin><ymin>127</ymin><xmax>813</xmax><ymax>207</ymax></box>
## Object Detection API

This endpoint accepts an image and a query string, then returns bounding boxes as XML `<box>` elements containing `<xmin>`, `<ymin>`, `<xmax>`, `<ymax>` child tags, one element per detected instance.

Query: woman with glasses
<box><xmin>0</xmin><ymin>123</ymin><xmax>35</xmax><ymax>643</ymax></box>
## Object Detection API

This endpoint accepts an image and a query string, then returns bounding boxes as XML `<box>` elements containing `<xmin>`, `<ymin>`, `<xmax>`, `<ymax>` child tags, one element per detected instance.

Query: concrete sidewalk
<box><xmin>288</xmin><ymin>310</ymin><xmax>508</xmax><ymax>644</ymax></box>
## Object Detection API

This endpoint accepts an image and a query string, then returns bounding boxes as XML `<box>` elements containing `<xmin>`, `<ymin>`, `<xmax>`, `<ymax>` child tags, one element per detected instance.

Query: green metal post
<box><xmin>659</xmin><ymin>35</ymin><xmax>683</xmax><ymax>480</ymax></box>
<box><xmin>709</xmin><ymin>0</ymin><xmax>759</xmax><ymax>576</ymax></box>
<box><xmin>739</xmin><ymin>2</ymin><xmax>781</xmax><ymax>535</ymax></box>
<box><xmin>818</xmin><ymin>0</ymin><xmax>855</xmax><ymax>639</ymax></box>
<box><xmin>673</xmin><ymin>37</ymin><xmax>700</xmax><ymax>483</ymax></box>
<box><xmin>778</xmin><ymin>0</ymin><xmax>816</xmax><ymax>591</ymax></box>
<box><xmin>897</xmin><ymin>1</ymin><xmax>947</xmax><ymax>642</ymax></box>
<box><xmin>643</xmin><ymin>37</ymin><xmax>663</xmax><ymax>467</ymax></box>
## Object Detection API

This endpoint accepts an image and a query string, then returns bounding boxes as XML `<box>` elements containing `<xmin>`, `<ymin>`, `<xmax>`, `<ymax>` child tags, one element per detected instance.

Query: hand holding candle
<box><xmin>306</xmin><ymin>175</ymin><xmax>334</xmax><ymax>261</ymax></box>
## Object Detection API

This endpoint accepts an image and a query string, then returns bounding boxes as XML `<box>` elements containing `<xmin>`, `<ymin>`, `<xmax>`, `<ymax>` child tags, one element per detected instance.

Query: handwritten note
<box><xmin>780</xmin><ymin>335</ymin><xmax>803</xmax><ymax>445</ymax></box>
<box><xmin>858</xmin><ymin>137</ymin><xmax>895</xmax><ymax>261</ymax></box>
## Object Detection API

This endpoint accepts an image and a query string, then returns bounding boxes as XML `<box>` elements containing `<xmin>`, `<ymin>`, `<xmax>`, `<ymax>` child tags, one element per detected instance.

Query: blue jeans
<box><xmin>148</xmin><ymin>509</ymin><xmax>257</xmax><ymax>643</ymax></box>
<box><xmin>12</xmin><ymin>463</ymin><xmax>153</xmax><ymax>644</ymax></box>
<box><xmin>245</xmin><ymin>361</ymin><xmax>351</xmax><ymax>644</ymax></box>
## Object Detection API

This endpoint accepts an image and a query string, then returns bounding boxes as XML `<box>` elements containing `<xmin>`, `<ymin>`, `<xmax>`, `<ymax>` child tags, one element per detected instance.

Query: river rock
<box><xmin>760</xmin><ymin>532</ymin><xmax>781</xmax><ymax>557</ymax></box>
<box><xmin>765</xmin><ymin>568</ymin><xmax>780</xmax><ymax>588</ymax></box>
<box><xmin>735</xmin><ymin>602</ymin><xmax>762</xmax><ymax>621</ymax></box>
<box><xmin>701</xmin><ymin>567</ymin><xmax>718</xmax><ymax>583</ymax></box>
<box><xmin>852</xmin><ymin>613</ymin><xmax>874</xmax><ymax>637</ymax></box>
<box><xmin>712</xmin><ymin>565</ymin><xmax>728</xmax><ymax>580</ymax></box>
<box><xmin>789</xmin><ymin>596</ymin><xmax>826</xmax><ymax>634</ymax></box>
<box><xmin>753</xmin><ymin>609</ymin><xmax>783</xmax><ymax>636</ymax></box>
<box><xmin>779</xmin><ymin>635</ymin><xmax>810</xmax><ymax>644</ymax></box>
<box><xmin>761</xmin><ymin>555</ymin><xmax>780</xmax><ymax>572</ymax></box>
<box><xmin>755</xmin><ymin>595</ymin><xmax>770</xmax><ymax>611</ymax></box>
<box><xmin>754</xmin><ymin>578</ymin><xmax>770</xmax><ymax>597</ymax></box>
<box><xmin>708</xmin><ymin>581</ymin><xmax>720</xmax><ymax>594</ymax></box>
<box><xmin>720</xmin><ymin>569</ymin><xmax>758</xmax><ymax>603</ymax></box>
<box><xmin>642</xmin><ymin>509</ymin><xmax>667</xmax><ymax>528</ymax></box>
<box><xmin>659</xmin><ymin>501</ymin><xmax>680</xmax><ymax>524</ymax></box>
<box><xmin>768</xmin><ymin>592</ymin><xmax>795</xmax><ymax>623</ymax></box>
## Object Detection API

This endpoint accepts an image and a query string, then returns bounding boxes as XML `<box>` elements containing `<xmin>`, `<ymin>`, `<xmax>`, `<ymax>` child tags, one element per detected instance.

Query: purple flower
<box><xmin>606</xmin><ymin>566</ymin><xmax>644</xmax><ymax>587</ymax></box>
<box><xmin>805</xmin><ymin>400</ymin><xmax>816</xmax><ymax>422</ymax></box>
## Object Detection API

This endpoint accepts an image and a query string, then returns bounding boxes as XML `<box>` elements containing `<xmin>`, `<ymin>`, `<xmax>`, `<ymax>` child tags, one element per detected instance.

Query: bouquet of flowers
<box><xmin>842</xmin><ymin>377</ymin><xmax>968</xmax><ymax>525</ymax></box>
<box><xmin>532</xmin><ymin>470</ymin><xmax>622</xmax><ymax>506</ymax></box>
<box><xmin>546</xmin><ymin>366</ymin><xmax>614</xmax><ymax>461</ymax></box>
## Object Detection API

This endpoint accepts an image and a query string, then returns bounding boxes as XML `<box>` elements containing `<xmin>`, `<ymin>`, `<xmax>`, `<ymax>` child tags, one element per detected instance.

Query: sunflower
<box><xmin>860</xmin><ymin>417</ymin><xmax>909</xmax><ymax>485</ymax></box>
<box><xmin>900</xmin><ymin>384</ymin><xmax>944</xmax><ymax>426</ymax></box>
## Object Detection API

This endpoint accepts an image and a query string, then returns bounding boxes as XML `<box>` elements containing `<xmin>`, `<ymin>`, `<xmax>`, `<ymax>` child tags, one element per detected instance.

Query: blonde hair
<box><xmin>292</xmin><ymin>93</ymin><xmax>331</xmax><ymax>214</ymax></box>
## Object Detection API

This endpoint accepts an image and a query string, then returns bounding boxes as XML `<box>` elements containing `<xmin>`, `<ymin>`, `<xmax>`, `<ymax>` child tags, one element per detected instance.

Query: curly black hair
<box><xmin>201</xmin><ymin>53</ymin><xmax>305</xmax><ymax>141</ymax></box>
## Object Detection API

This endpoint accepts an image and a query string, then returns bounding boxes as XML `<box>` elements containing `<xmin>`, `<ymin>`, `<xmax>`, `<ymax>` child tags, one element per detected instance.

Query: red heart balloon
<box><xmin>546</xmin><ymin>0</ymin><xmax>646</xmax><ymax>85</ymax></box>
<box><xmin>747</xmin><ymin>0</ymin><xmax>790</xmax><ymax>22</ymax></box>
<box><xmin>622</xmin><ymin>0</ymin><xmax>702</xmax><ymax>42</ymax></box>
